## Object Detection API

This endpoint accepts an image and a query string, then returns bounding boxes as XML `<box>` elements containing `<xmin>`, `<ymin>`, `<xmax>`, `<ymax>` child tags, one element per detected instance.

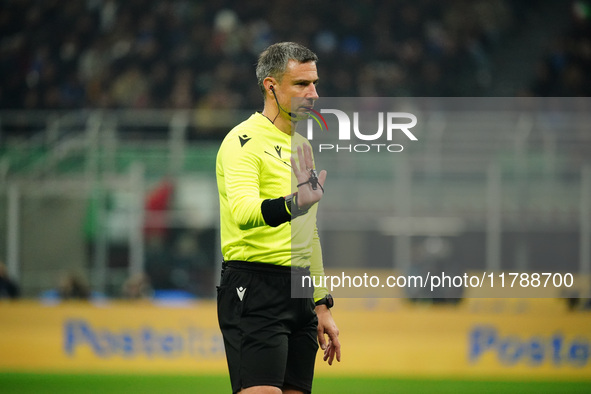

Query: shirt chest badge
<box><xmin>239</xmin><ymin>134</ymin><xmax>251</xmax><ymax>147</ymax></box>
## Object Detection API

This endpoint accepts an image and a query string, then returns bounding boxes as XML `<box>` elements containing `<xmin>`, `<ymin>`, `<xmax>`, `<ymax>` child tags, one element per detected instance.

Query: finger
<box><xmin>327</xmin><ymin>328</ymin><xmax>341</xmax><ymax>363</ymax></box>
<box><xmin>317</xmin><ymin>330</ymin><xmax>327</xmax><ymax>351</ymax></box>
<box><xmin>297</xmin><ymin>145</ymin><xmax>306</xmax><ymax>173</ymax></box>
<box><xmin>317</xmin><ymin>169</ymin><xmax>327</xmax><ymax>188</ymax></box>
<box><xmin>324</xmin><ymin>342</ymin><xmax>336</xmax><ymax>365</ymax></box>
<box><xmin>303</xmin><ymin>143</ymin><xmax>314</xmax><ymax>170</ymax></box>
<box><xmin>330</xmin><ymin>335</ymin><xmax>341</xmax><ymax>363</ymax></box>
<box><xmin>290</xmin><ymin>156</ymin><xmax>302</xmax><ymax>182</ymax></box>
<box><xmin>291</xmin><ymin>148</ymin><xmax>302</xmax><ymax>176</ymax></box>
<box><xmin>323</xmin><ymin>341</ymin><xmax>331</xmax><ymax>361</ymax></box>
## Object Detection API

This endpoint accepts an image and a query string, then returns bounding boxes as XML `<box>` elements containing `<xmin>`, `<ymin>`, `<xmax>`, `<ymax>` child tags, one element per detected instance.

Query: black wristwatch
<box><xmin>285</xmin><ymin>192</ymin><xmax>308</xmax><ymax>219</ymax></box>
<box><xmin>315</xmin><ymin>294</ymin><xmax>334</xmax><ymax>308</ymax></box>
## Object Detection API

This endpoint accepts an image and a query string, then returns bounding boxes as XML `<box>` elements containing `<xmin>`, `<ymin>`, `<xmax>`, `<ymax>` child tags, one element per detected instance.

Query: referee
<box><xmin>216</xmin><ymin>42</ymin><xmax>341</xmax><ymax>394</ymax></box>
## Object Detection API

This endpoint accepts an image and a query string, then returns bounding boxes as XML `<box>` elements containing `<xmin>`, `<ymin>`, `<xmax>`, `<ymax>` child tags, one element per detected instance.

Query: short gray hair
<box><xmin>256</xmin><ymin>42</ymin><xmax>318</xmax><ymax>96</ymax></box>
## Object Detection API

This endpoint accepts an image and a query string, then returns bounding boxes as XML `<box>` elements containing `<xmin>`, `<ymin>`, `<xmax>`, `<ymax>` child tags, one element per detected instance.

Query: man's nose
<box><xmin>306</xmin><ymin>83</ymin><xmax>319</xmax><ymax>100</ymax></box>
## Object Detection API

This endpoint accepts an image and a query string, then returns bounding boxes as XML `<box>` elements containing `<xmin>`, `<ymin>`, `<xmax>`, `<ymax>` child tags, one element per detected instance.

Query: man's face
<box><xmin>275</xmin><ymin>59</ymin><xmax>319</xmax><ymax>121</ymax></box>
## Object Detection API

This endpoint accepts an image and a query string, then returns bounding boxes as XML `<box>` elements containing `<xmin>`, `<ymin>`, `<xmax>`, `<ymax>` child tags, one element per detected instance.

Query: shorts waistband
<box><xmin>223</xmin><ymin>260</ymin><xmax>310</xmax><ymax>275</ymax></box>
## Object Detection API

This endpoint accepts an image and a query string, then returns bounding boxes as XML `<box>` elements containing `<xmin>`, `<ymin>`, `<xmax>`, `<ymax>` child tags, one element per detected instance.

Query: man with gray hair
<box><xmin>216</xmin><ymin>42</ymin><xmax>340</xmax><ymax>394</ymax></box>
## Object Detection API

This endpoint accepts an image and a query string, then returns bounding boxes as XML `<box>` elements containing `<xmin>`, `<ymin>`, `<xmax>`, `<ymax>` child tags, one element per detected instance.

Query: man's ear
<box><xmin>263</xmin><ymin>77</ymin><xmax>277</xmax><ymax>94</ymax></box>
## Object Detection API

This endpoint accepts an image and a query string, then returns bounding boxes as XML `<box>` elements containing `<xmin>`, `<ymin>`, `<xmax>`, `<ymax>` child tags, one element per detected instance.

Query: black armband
<box><xmin>261</xmin><ymin>197</ymin><xmax>291</xmax><ymax>227</ymax></box>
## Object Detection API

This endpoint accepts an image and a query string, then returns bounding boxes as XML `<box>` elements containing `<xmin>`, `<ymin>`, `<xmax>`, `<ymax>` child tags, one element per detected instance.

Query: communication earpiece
<box><xmin>269</xmin><ymin>83</ymin><xmax>295</xmax><ymax>119</ymax></box>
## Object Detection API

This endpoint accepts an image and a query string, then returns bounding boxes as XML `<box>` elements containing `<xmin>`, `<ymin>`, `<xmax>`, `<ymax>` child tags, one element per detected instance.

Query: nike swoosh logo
<box><xmin>239</xmin><ymin>135</ymin><xmax>251</xmax><ymax>147</ymax></box>
<box><xmin>264</xmin><ymin>151</ymin><xmax>291</xmax><ymax>167</ymax></box>
<box><xmin>236</xmin><ymin>287</ymin><xmax>246</xmax><ymax>301</ymax></box>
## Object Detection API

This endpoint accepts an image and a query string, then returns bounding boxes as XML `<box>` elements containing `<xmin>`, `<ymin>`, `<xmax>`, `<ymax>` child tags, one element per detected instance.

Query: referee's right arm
<box><xmin>219</xmin><ymin>137</ymin><xmax>269</xmax><ymax>229</ymax></box>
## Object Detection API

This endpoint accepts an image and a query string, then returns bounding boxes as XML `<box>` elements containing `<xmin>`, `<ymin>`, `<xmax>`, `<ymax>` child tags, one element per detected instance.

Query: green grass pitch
<box><xmin>1</xmin><ymin>373</ymin><xmax>590</xmax><ymax>393</ymax></box>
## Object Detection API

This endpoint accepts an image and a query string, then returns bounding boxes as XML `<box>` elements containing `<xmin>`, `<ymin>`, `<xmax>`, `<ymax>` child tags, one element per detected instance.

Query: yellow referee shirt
<box><xmin>216</xmin><ymin>112</ymin><xmax>328</xmax><ymax>300</ymax></box>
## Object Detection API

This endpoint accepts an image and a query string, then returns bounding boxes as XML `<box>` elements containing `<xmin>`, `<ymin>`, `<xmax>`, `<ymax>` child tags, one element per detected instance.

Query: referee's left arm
<box><xmin>310</xmin><ymin>227</ymin><xmax>328</xmax><ymax>302</ymax></box>
<box><xmin>310</xmin><ymin>221</ymin><xmax>341</xmax><ymax>366</ymax></box>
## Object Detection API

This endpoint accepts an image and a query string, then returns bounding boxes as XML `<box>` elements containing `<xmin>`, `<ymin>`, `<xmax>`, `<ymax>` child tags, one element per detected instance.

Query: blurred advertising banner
<box><xmin>1</xmin><ymin>299</ymin><xmax>590</xmax><ymax>380</ymax></box>
<box><xmin>0</xmin><ymin>301</ymin><xmax>225</xmax><ymax>374</ymax></box>
<box><xmin>316</xmin><ymin>299</ymin><xmax>591</xmax><ymax>380</ymax></box>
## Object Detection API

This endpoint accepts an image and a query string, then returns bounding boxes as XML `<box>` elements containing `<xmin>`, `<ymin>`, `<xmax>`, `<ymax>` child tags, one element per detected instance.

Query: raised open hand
<box><xmin>290</xmin><ymin>144</ymin><xmax>327</xmax><ymax>211</ymax></box>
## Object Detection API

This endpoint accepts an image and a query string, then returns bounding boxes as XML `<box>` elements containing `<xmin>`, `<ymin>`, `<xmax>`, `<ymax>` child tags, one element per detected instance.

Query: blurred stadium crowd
<box><xmin>527</xmin><ymin>1</ymin><xmax>591</xmax><ymax>97</ymax></box>
<box><xmin>1</xmin><ymin>0</ymin><xmax>588</xmax><ymax>114</ymax></box>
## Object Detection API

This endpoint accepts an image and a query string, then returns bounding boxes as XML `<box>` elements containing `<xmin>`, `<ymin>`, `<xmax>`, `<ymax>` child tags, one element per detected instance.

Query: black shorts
<box><xmin>217</xmin><ymin>261</ymin><xmax>318</xmax><ymax>394</ymax></box>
